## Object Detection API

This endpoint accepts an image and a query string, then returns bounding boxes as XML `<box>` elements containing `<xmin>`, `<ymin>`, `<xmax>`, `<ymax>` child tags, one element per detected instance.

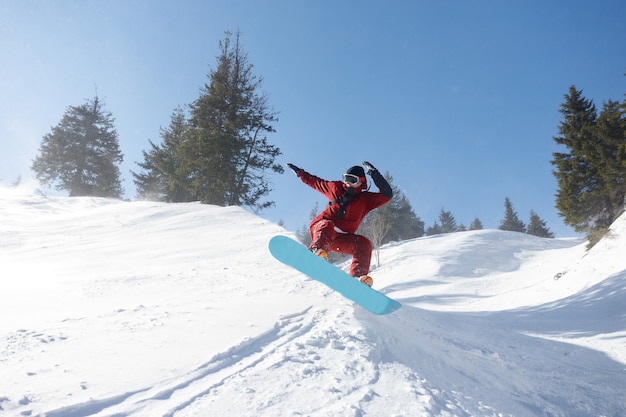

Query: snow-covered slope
<box><xmin>1</xmin><ymin>187</ymin><xmax>625</xmax><ymax>417</ymax></box>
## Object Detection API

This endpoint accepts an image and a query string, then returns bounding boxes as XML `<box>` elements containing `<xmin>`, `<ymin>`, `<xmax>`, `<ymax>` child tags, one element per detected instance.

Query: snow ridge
<box><xmin>1</xmin><ymin>189</ymin><xmax>625</xmax><ymax>416</ymax></box>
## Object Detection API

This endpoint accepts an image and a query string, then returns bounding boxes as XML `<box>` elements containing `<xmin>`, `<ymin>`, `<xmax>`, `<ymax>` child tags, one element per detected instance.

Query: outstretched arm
<box><xmin>286</xmin><ymin>163</ymin><xmax>336</xmax><ymax>197</ymax></box>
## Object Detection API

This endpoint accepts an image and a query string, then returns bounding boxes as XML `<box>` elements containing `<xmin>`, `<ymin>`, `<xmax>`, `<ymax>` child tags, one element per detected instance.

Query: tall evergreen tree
<box><xmin>526</xmin><ymin>210</ymin><xmax>555</xmax><ymax>238</ymax></box>
<box><xmin>133</xmin><ymin>107</ymin><xmax>193</xmax><ymax>202</ymax></box>
<box><xmin>32</xmin><ymin>95</ymin><xmax>123</xmax><ymax>198</ymax></box>
<box><xmin>551</xmin><ymin>86</ymin><xmax>600</xmax><ymax>232</ymax></box>
<box><xmin>592</xmin><ymin>99</ymin><xmax>626</xmax><ymax>225</ymax></box>
<box><xmin>499</xmin><ymin>197</ymin><xmax>526</xmax><ymax>232</ymax></box>
<box><xmin>183</xmin><ymin>30</ymin><xmax>282</xmax><ymax>210</ymax></box>
<box><xmin>551</xmin><ymin>85</ymin><xmax>626</xmax><ymax>244</ymax></box>
<box><xmin>133</xmin><ymin>145</ymin><xmax>166</xmax><ymax>201</ymax></box>
<box><xmin>133</xmin><ymin>31</ymin><xmax>282</xmax><ymax>210</ymax></box>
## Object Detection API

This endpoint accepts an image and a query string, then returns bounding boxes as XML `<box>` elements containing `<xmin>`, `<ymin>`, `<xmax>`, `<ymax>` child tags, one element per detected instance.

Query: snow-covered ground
<box><xmin>1</xmin><ymin>185</ymin><xmax>625</xmax><ymax>417</ymax></box>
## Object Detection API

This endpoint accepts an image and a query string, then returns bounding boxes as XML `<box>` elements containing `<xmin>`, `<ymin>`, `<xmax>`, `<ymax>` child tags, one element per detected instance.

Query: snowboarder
<box><xmin>286</xmin><ymin>161</ymin><xmax>393</xmax><ymax>287</ymax></box>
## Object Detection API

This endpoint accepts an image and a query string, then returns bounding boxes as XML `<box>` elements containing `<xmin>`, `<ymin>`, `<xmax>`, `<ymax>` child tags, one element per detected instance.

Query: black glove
<box><xmin>286</xmin><ymin>163</ymin><xmax>301</xmax><ymax>175</ymax></box>
<box><xmin>362</xmin><ymin>161</ymin><xmax>377</xmax><ymax>175</ymax></box>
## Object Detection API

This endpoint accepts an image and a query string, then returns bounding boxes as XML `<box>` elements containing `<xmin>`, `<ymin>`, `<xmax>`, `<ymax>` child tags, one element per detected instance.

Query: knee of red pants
<box><xmin>340</xmin><ymin>235</ymin><xmax>371</xmax><ymax>277</ymax></box>
<box><xmin>309</xmin><ymin>219</ymin><xmax>336</xmax><ymax>250</ymax></box>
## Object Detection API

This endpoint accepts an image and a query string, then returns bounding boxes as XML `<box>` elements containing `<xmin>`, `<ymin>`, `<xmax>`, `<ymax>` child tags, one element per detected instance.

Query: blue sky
<box><xmin>1</xmin><ymin>1</ymin><xmax>625</xmax><ymax>237</ymax></box>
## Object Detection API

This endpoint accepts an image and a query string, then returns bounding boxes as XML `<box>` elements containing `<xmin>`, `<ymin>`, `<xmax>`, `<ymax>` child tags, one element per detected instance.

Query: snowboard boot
<box><xmin>311</xmin><ymin>247</ymin><xmax>329</xmax><ymax>260</ymax></box>
<box><xmin>359</xmin><ymin>275</ymin><xmax>373</xmax><ymax>287</ymax></box>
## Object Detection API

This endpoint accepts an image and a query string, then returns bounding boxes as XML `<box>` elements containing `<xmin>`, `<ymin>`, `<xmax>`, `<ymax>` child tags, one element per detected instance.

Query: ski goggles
<box><xmin>342</xmin><ymin>173</ymin><xmax>364</xmax><ymax>185</ymax></box>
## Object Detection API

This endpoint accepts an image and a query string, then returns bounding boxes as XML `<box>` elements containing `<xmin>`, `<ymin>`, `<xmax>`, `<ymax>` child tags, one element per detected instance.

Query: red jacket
<box><xmin>297</xmin><ymin>169</ymin><xmax>393</xmax><ymax>234</ymax></box>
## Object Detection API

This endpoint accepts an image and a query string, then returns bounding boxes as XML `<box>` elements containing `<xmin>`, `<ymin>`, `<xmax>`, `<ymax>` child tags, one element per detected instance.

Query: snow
<box><xmin>1</xmin><ymin>185</ymin><xmax>625</xmax><ymax>417</ymax></box>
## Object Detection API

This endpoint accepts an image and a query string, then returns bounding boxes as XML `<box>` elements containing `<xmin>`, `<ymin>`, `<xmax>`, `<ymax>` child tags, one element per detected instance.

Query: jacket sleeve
<box><xmin>297</xmin><ymin>170</ymin><xmax>335</xmax><ymax>198</ymax></box>
<box><xmin>370</xmin><ymin>169</ymin><xmax>393</xmax><ymax>198</ymax></box>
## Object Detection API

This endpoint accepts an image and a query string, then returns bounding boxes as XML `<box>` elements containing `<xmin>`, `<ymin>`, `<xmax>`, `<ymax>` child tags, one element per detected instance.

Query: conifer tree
<box><xmin>469</xmin><ymin>217</ymin><xmax>484</xmax><ymax>230</ymax></box>
<box><xmin>551</xmin><ymin>85</ymin><xmax>626</xmax><ymax>244</ymax></box>
<box><xmin>359</xmin><ymin>172</ymin><xmax>424</xmax><ymax>244</ymax></box>
<box><xmin>438</xmin><ymin>207</ymin><xmax>458</xmax><ymax>233</ymax></box>
<box><xmin>133</xmin><ymin>107</ymin><xmax>193</xmax><ymax>201</ymax></box>
<box><xmin>499</xmin><ymin>197</ymin><xmax>526</xmax><ymax>232</ymax></box>
<box><xmin>133</xmin><ymin>31</ymin><xmax>282</xmax><ymax>210</ymax></box>
<box><xmin>592</xmin><ymin>99</ymin><xmax>626</xmax><ymax>226</ymax></box>
<box><xmin>425</xmin><ymin>208</ymin><xmax>459</xmax><ymax>235</ymax></box>
<box><xmin>551</xmin><ymin>86</ymin><xmax>600</xmax><ymax>232</ymax></box>
<box><xmin>526</xmin><ymin>210</ymin><xmax>555</xmax><ymax>238</ymax></box>
<box><xmin>32</xmin><ymin>95</ymin><xmax>123</xmax><ymax>198</ymax></box>
<box><xmin>426</xmin><ymin>221</ymin><xmax>443</xmax><ymax>236</ymax></box>
<box><xmin>386</xmin><ymin>193</ymin><xmax>425</xmax><ymax>241</ymax></box>
<box><xmin>133</xmin><ymin>147</ymin><xmax>166</xmax><ymax>201</ymax></box>
<box><xmin>183</xmin><ymin>30</ymin><xmax>282</xmax><ymax>210</ymax></box>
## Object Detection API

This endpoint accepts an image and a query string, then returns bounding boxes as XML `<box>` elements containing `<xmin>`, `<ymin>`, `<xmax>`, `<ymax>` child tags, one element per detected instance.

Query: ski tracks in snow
<box><xmin>39</xmin><ymin>307</ymin><xmax>316</xmax><ymax>417</ymax></box>
<box><xmin>38</xmin><ymin>305</ymin><xmax>432</xmax><ymax>417</ymax></box>
<box><xmin>171</xmin><ymin>306</ymin><xmax>431</xmax><ymax>417</ymax></box>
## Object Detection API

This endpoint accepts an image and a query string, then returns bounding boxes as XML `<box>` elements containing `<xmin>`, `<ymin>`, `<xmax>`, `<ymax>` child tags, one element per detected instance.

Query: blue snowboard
<box><xmin>269</xmin><ymin>235</ymin><xmax>401</xmax><ymax>315</ymax></box>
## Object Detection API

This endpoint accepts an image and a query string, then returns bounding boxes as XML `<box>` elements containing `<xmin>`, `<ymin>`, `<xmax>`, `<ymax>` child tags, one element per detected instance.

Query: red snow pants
<box><xmin>309</xmin><ymin>219</ymin><xmax>372</xmax><ymax>277</ymax></box>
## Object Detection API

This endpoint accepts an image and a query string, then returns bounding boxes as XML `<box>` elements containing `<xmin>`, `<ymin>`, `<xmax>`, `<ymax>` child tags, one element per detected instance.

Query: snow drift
<box><xmin>1</xmin><ymin>186</ymin><xmax>625</xmax><ymax>416</ymax></box>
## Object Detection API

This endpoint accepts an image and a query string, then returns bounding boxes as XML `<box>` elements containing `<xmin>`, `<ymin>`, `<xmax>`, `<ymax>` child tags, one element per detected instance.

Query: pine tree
<box><xmin>438</xmin><ymin>207</ymin><xmax>458</xmax><ymax>233</ymax></box>
<box><xmin>426</xmin><ymin>221</ymin><xmax>443</xmax><ymax>236</ymax></box>
<box><xmin>499</xmin><ymin>197</ymin><xmax>526</xmax><ymax>232</ymax></box>
<box><xmin>385</xmin><ymin>193</ymin><xmax>425</xmax><ymax>241</ymax></box>
<box><xmin>551</xmin><ymin>85</ymin><xmax>626</xmax><ymax>244</ymax></box>
<box><xmin>551</xmin><ymin>86</ymin><xmax>600</xmax><ymax>232</ymax></box>
<box><xmin>425</xmin><ymin>208</ymin><xmax>459</xmax><ymax>235</ymax></box>
<box><xmin>133</xmin><ymin>107</ymin><xmax>193</xmax><ymax>202</ymax></box>
<box><xmin>526</xmin><ymin>210</ymin><xmax>554</xmax><ymax>238</ymax></box>
<box><xmin>592</xmin><ymin>99</ymin><xmax>626</xmax><ymax>226</ymax></box>
<box><xmin>183</xmin><ymin>30</ymin><xmax>282</xmax><ymax>210</ymax></box>
<box><xmin>32</xmin><ymin>95</ymin><xmax>123</xmax><ymax>198</ymax></box>
<box><xmin>469</xmin><ymin>217</ymin><xmax>484</xmax><ymax>230</ymax></box>
<box><xmin>133</xmin><ymin>31</ymin><xmax>282</xmax><ymax>210</ymax></box>
<box><xmin>132</xmin><ymin>145</ymin><xmax>166</xmax><ymax>200</ymax></box>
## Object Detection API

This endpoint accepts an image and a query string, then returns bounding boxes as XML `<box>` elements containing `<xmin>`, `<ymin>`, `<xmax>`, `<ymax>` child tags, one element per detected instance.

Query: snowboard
<box><xmin>269</xmin><ymin>235</ymin><xmax>401</xmax><ymax>315</ymax></box>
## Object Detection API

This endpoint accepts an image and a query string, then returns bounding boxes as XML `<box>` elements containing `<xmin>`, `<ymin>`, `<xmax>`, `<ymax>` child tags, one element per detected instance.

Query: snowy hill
<box><xmin>1</xmin><ymin>187</ymin><xmax>625</xmax><ymax>417</ymax></box>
